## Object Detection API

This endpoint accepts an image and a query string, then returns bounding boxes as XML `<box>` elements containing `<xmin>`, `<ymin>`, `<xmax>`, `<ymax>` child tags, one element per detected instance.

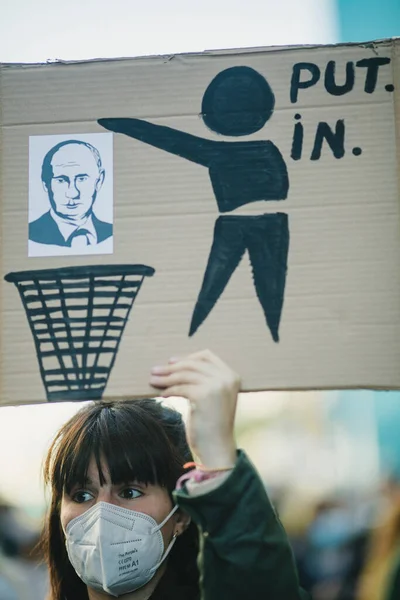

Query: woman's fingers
<box><xmin>168</xmin><ymin>356</ymin><xmax>181</xmax><ymax>365</ymax></box>
<box><xmin>149</xmin><ymin>368</ymin><xmax>201</xmax><ymax>389</ymax></box>
<box><xmin>150</xmin><ymin>349</ymin><xmax>239</xmax><ymax>468</ymax></box>
<box><xmin>151</xmin><ymin>357</ymin><xmax>212</xmax><ymax>379</ymax></box>
<box><xmin>159</xmin><ymin>384</ymin><xmax>195</xmax><ymax>399</ymax></box>
<box><xmin>150</xmin><ymin>352</ymin><xmax>240</xmax><ymax>396</ymax></box>
<box><xmin>164</xmin><ymin>350</ymin><xmax>222</xmax><ymax>372</ymax></box>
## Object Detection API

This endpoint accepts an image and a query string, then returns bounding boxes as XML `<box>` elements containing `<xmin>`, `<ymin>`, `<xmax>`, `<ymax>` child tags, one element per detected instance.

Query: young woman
<box><xmin>41</xmin><ymin>349</ymin><xmax>309</xmax><ymax>599</ymax></box>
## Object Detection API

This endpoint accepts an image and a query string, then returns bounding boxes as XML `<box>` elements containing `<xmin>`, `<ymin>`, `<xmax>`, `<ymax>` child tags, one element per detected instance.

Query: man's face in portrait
<box><xmin>43</xmin><ymin>143</ymin><xmax>105</xmax><ymax>222</ymax></box>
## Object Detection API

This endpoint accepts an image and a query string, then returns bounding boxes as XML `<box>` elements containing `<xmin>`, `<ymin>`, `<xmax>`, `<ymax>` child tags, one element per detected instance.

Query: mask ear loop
<box><xmin>149</xmin><ymin>504</ymin><xmax>180</xmax><ymax>574</ymax></box>
<box><xmin>150</xmin><ymin>531</ymin><xmax>179</xmax><ymax>574</ymax></box>
<box><xmin>151</xmin><ymin>504</ymin><xmax>179</xmax><ymax>534</ymax></box>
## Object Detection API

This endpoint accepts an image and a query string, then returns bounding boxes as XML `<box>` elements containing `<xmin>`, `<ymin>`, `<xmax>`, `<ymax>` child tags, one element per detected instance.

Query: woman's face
<box><xmin>60</xmin><ymin>455</ymin><xmax>179</xmax><ymax>548</ymax></box>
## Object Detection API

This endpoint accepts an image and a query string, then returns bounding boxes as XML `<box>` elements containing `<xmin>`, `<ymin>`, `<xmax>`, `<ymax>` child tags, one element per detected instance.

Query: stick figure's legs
<box><xmin>189</xmin><ymin>217</ymin><xmax>247</xmax><ymax>337</ymax></box>
<box><xmin>189</xmin><ymin>213</ymin><xmax>289</xmax><ymax>342</ymax></box>
<box><xmin>245</xmin><ymin>214</ymin><xmax>289</xmax><ymax>341</ymax></box>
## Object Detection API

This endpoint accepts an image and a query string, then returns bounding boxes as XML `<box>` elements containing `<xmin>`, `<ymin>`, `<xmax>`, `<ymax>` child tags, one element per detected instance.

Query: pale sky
<box><xmin>1</xmin><ymin>0</ymin><xmax>338</xmax><ymax>63</ymax></box>
<box><xmin>0</xmin><ymin>0</ymin><xmax>339</xmax><ymax>513</ymax></box>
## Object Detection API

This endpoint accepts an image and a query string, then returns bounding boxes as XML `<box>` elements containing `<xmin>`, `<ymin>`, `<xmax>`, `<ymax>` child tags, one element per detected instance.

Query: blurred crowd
<box><xmin>0</xmin><ymin>498</ymin><xmax>48</xmax><ymax>600</ymax></box>
<box><xmin>281</xmin><ymin>475</ymin><xmax>400</xmax><ymax>600</ymax></box>
<box><xmin>2</xmin><ymin>475</ymin><xmax>400</xmax><ymax>600</ymax></box>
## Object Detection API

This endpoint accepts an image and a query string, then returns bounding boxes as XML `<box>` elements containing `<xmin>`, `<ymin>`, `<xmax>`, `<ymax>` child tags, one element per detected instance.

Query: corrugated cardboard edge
<box><xmin>393</xmin><ymin>41</ymin><xmax>400</xmax><ymax>292</ymax></box>
<box><xmin>0</xmin><ymin>64</ymin><xmax>3</xmax><ymax>405</ymax></box>
<box><xmin>1</xmin><ymin>385</ymin><xmax>399</xmax><ymax>409</ymax></box>
<box><xmin>1</xmin><ymin>37</ymin><xmax>399</xmax><ymax>69</ymax></box>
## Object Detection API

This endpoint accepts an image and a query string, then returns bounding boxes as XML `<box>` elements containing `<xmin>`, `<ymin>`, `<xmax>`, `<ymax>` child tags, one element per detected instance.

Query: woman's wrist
<box><xmin>176</xmin><ymin>451</ymin><xmax>236</xmax><ymax>491</ymax></box>
<box><xmin>193</xmin><ymin>442</ymin><xmax>237</xmax><ymax>471</ymax></box>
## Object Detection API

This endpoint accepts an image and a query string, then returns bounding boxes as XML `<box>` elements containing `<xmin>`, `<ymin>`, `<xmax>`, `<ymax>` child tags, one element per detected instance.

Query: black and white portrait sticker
<box><xmin>28</xmin><ymin>133</ymin><xmax>113</xmax><ymax>257</ymax></box>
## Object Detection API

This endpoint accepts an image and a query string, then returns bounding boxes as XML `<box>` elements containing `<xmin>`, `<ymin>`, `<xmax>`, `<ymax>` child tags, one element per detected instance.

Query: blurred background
<box><xmin>0</xmin><ymin>0</ymin><xmax>399</xmax><ymax>598</ymax></box>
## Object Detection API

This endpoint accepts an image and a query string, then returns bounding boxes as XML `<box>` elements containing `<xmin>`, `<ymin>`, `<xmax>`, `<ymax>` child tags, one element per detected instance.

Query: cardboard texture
<box><xmin>1</xmin><ymin>39</ymin><xmax>400</xmax><ymax>406</ymax></box>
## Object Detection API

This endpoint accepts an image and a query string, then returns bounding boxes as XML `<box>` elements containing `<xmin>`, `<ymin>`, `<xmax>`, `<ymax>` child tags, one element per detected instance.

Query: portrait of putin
<box><xmin>29</xmin><ymin>139</ymin><xmax>112</xmax><ymax>250</ymax></box>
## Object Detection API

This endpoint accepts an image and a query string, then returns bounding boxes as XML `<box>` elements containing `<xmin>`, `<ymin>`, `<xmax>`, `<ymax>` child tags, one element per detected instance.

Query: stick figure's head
<box><xmin>201</xmin><ymin>66</ymin><xmax>275</xmax><ymax>136</ymax></box>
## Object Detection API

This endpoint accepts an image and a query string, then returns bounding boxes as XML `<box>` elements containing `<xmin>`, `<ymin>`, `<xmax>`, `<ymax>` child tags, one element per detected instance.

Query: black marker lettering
<box><xmin>290</xmin><ymin>62</ymin><xmax>321</xmax><ymax>103</ymax></box>
<box><xmin>355</xmin><ymin>57</ymin><xmax>391</xmax><ymax>93</ymax></box>
<box><xmin>291</xmin><ymin>114</ymin><xmax>303</xmax><ymax>160</ymax></box>
<box><xmin>325</xmin><ymin>61</ymin><xmax>355</xmax><ymax>96</ymax></box>
<box><xmin>310</xmin><ymin>120</ymin><xmax>345</xmax><ymax>160</ymax></box>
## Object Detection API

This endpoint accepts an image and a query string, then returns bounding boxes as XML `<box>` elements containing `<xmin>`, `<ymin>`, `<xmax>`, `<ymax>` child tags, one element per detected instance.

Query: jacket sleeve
<box><xmin>385</xmin><ymin>549</ymin><xmax>400</xmax><ymax>600</ymax></box>
<box><xmin>173</xmin><ymin>450</ymin><xmax>310</xmax><ymax>600</ymax></box>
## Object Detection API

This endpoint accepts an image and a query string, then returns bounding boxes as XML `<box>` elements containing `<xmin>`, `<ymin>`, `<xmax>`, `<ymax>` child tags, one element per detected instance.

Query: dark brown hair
<box><xmin>41</xmin><ymin>398</ymin><xmax>199</xmax><ymax>600</ymax></box>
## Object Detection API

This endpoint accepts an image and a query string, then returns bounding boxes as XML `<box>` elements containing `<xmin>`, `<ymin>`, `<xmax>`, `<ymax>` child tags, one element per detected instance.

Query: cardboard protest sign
<box><xmin>1</xmin><ymin>39</ymin><xmax>400</xmax><ymax>406</ymax></box>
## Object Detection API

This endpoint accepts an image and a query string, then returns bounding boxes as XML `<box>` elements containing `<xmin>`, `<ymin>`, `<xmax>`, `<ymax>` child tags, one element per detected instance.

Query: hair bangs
<box><xmin>50</xmin><ymin>401</ymin><xmax>182</xmax><ymax>496</ymax></box>
<box><xmin>54</xmin><ymin>408</ymin><xmax>100</xmax><ymax>495</ymax></box>
<box><xmin>94</xmin><ymin>403</ymin><xmax>179</xmax><ymax>490</ymax></box>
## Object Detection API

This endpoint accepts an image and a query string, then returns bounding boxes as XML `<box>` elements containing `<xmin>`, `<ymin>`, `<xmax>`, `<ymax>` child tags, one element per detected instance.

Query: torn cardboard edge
<box><xmin>1</xmin><ymin>37</ymin><xmax>399</xmax><ymax>69</ymax></box>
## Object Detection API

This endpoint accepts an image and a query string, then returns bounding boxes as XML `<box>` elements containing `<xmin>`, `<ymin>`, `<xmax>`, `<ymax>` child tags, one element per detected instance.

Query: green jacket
<box><xmin>173</xmin><ymin>450</ymin><xmax>310</xmax><ymax>600</ymax></box>
<box><xmin>385</xmin><ymin>546</ymin><xmax>400</xmax><ymax>600</ymax></box>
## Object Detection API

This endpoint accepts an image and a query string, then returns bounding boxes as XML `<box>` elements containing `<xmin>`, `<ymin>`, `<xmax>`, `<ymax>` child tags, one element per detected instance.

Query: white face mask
<box><xmin>64</xmin><ymin>501</ymin><xmax>179</xmax><ymax>597</ymax></box>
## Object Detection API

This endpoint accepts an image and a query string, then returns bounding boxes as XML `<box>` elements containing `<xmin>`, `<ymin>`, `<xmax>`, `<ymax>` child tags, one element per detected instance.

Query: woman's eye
<box><xmin>119</xmin><ymin>488</ymin><xmax>142</xmax><ymax>500</ymax></box>
<box><xmin>72</xmin><ymin>490</ymin><xmax>94</xmax><ymax>503</ymax></box>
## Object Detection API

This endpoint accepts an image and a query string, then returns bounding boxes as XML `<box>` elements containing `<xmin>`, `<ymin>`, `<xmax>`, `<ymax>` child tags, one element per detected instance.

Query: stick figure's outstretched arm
<box><xmin>98</xmin><ymin>118</ymin><xmax>214</xmax><ymax>167</ymax></box>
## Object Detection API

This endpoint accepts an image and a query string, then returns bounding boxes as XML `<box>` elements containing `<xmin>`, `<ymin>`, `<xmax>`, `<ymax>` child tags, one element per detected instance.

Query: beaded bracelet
<box><xmin>176</xmin><ymin>461</ymin><xmax>234</xmax><ymax>490</ymax></box>
<box><xmin>183</xmin><ymin>461</ymin><xmax>234</xmax><ymax>472</ymax></box>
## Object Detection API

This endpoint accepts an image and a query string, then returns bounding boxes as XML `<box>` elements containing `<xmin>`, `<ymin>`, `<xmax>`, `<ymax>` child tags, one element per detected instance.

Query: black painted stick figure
<box><xmin>99</xmin><ymin>66</ymin><xmax>290</xmax><ymax>341</ymax></box>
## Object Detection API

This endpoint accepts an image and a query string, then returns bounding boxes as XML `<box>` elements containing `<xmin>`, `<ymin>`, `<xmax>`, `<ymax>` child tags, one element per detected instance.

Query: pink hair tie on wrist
<box><xmin>175</xmin><ymin>462</ymin><xmax>233</xmax><ymax>490</ymax></box>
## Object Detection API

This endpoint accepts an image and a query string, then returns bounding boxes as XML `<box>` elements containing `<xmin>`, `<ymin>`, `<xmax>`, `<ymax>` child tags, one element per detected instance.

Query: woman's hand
<box><xmin>150</xmin><ymin>350</ymin><xmax>240</xmax><ymax>469</ymax></box>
